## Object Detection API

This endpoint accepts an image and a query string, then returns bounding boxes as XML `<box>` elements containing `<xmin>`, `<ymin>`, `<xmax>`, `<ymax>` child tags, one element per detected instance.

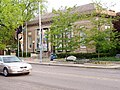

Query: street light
<box><xmin>32</xmin><ymin>41</ymin><xmax>35</xmax><ymax>53</ymax></box>
<box><xmin>38</xmin><ymin>2</ymin><xmax>42</xmax><ymax>63</ymax></box>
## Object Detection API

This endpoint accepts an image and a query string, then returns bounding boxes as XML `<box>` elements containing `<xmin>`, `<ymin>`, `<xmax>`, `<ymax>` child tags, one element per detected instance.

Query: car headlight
<box><xmin>8</xmin><ymin>66</ymin><xmax>18</xmax><ymax>69</ymax></box>
<box><xmin>27</xmin><ymin>64</ymin><xmax>32</xmax><ymax>69</ymax></box>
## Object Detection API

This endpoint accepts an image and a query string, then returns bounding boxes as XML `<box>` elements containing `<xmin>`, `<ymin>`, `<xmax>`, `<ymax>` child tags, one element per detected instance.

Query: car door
<box><xmin>0</xmin><ymin>57</ymin><xmax>4</xmax><ymax>72</ymax></box>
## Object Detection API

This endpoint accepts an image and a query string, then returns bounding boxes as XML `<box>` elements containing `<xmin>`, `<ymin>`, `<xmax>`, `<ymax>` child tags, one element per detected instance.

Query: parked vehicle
<box><xmin>50</xmin><ymin>53</ymin><xmax>57</xmax><ymax>61</ymax></box>
<box><xmin>0</xmin><ymin>55</ymin><xmax>32</xmax><ymax>77</ymax></box>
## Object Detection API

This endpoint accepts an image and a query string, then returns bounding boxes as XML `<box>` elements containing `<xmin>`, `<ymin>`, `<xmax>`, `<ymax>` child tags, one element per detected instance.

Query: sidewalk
<box><xmin>22</xmin><ymin>57</ymin><xmax>120</xmax><ymax>69</ymax></box>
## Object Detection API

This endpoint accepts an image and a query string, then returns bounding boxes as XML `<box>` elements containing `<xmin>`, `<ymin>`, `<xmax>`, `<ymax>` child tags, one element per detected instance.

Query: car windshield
<box><xmin>3</xmin><ymin>56</ymin><xmax>21</xmax><ymax>63</ymax></box>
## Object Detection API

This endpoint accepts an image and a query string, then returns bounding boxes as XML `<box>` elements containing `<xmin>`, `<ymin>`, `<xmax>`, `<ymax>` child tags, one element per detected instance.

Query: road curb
<box><xmin>27</xmin><ymin>62</ymin><xmax>120</xmax><ymax>69</ymax></box>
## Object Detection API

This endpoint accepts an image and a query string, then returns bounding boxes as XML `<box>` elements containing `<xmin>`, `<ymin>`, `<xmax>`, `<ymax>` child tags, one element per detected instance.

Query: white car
<box><xmin>0</xmin><ymin>55</ymin><xmax>32</xmax><ymax>77</ymax></box>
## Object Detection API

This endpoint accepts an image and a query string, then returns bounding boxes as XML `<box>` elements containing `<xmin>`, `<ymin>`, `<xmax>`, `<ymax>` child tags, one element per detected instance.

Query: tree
<box><xmin>112</xmin><ymin>14</ymin><xmax>120</xmax><ymax>53</ymax></box>
<box><xmin>47</xmin><ymin>6</ymin><xmax>80</xmax><ymax>56</ymax></box>
<box><xmin>0</xmin><ymin>0</ymin><xmax>21</xmax><ymax>49</ymax></box>
<box><xmin>0</xmin><ymin>0</ymin><xmax>47</xmax><ymax>49</ymax></box>
<box><xmin>82</xmin><ymin>2</ymin><xmax>118</xmax><ymax>58</ymax></box>
<box><xmin>47</xmin><ymin>1</ymin><xmax>119</xmax><ymax>60</ymax></box>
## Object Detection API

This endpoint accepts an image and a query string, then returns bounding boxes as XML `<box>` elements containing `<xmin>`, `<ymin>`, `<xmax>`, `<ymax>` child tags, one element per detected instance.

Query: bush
<box><xmin>16</xmin><ymin>52</ymin><xmax>31</xmax><ymax>57</ymax></box>
<box><xmin>56</xmin><ymin>53</ymin><xmax>114</xmax><ymax>59</ymax></box>
<box><xmin>92</xmin><ymin>57</ymin><xmax>120</xmax><ymax>61</ymax></box>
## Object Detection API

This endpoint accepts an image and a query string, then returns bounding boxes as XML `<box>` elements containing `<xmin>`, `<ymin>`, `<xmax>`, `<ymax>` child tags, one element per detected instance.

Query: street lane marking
<box><xmin>33</xmin><ymin>70</ymin><xmax>120</xmax><ymax>82</ymax></box>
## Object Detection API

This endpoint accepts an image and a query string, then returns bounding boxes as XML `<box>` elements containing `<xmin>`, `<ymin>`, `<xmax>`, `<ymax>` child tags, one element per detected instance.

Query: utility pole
<box><xmin>26</xmin><ymin>22</ymin><xmax>28</xmax><ymax>57</ymax></box>
<box><xmin>22</xmin><ymin>25</ymin><xmax>24</xmax><ymax>57</ymax></box>
<box><xmin>18</xmin><ymin>38</ymin><xmax>19</xmax><ymax>57</ymax></box>
<box><xmin>39</xmin><ymin>2</ymin><xmax>42</xmax><ymax>63</ymax></box>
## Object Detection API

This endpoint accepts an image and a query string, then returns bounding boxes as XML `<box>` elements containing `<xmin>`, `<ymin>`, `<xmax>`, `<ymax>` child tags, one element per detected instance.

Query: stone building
<box><xmin>23</xmin><ymin>3</ymin><xmax>116</xmax><ymax>55</ymax></box>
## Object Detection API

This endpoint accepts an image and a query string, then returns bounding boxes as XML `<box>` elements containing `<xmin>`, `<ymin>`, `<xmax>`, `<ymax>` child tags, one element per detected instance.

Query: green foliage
<box><xmin>79</xmin><ymin>3</ymin><xmax>118</xmax><ymax>55</ymax></box>
<box><xmin>0</xmin><ymin>0</ymin><xmax>47</xmax><ymax>49</ymax></box>
<box><xmin>16</xmin><ymin>52</ymin><xmax>31</xmax><ymax>57</ymax></box>
<box><xmin>47</xmin><ymin>6</ymin><xmax>80</xmax><ymax>53</ymax></box>
<box><xmin>92</xmin><ymin>57</ymin><xmax>120</xmax><ymax>61</ymax></box>
<box><xmin>47</xmin><ymin>2</ymin><xmax>119</xmax><ymax>58</ymax></box>
<box><xmin>56</xmin><ymin>53</ymin><xmax>113</xmax><ymax>59</ymax></box>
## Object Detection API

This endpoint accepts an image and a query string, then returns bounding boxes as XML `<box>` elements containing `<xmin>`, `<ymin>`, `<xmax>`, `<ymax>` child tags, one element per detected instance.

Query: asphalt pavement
<box><xmin>22</xmin><ymin>57</ymin><xmax>120</xmax><ymax>69</ymax></box>
<box><xmin>1</xmin><ymin>64</ymin><xmax>120</xmax><ymax>90</ymax></box>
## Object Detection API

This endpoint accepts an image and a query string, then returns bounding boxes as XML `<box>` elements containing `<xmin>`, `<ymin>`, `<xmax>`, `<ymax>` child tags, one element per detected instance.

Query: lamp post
<box><xmin>38</xmin><ymin>2</ymin><xmax>42</xmax><ymax>63</ymax></box>
<box><xmin>32</xmin><ymin>41</ymin><xmax>35</xmax><ymax>53</ymax></box>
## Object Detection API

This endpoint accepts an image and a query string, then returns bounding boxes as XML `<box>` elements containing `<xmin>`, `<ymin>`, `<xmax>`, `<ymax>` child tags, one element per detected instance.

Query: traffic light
<box><xmin>16</xmin><ymin>26</ymin><xmax>22</xmax><ymax>40</ymax></box>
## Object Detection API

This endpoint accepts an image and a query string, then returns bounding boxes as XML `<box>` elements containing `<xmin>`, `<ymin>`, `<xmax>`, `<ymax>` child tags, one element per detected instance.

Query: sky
<box><xmin>47</xmin><ymin>0</ymin><xmax>120</xmax><ymax>12</ymax></box>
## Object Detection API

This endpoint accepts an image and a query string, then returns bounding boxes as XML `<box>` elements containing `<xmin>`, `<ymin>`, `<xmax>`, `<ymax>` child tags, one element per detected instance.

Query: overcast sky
<box><xmin>47</xmin><ymin>0</ymin><xmax>120</xmax><ymax>12</ymax></box>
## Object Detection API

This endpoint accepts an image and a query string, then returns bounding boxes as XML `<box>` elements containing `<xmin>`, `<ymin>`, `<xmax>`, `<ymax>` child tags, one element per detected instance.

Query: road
<box><xmin>0</xmin><ymin>64</ymin><xmax>120</xmax><ymax>90</ymax></box>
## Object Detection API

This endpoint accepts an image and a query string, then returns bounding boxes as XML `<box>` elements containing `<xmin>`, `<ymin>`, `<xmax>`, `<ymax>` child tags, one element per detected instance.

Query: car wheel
<box><xmin>3</xmin><ymin>68</ymin><xmax>9</xmax><ymax>77</ymax></box>
<box><xmin>25</xmin><ymin>72</ymin><xmax>30</xmax><ymax>75</ymax></box>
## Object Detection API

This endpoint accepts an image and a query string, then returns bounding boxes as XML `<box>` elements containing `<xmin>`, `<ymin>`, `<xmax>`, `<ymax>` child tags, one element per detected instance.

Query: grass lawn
<box><xmin>92</xmin><ymin>57</ymin><xmax>120</xmax><ymax>61</ymax></box>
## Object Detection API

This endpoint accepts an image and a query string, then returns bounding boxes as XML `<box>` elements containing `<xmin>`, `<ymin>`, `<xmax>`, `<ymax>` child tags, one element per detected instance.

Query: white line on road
<box><xmin>33</xmin><ymin>70</ymin><xmax>120</xmax><ymax>82</ymax></box>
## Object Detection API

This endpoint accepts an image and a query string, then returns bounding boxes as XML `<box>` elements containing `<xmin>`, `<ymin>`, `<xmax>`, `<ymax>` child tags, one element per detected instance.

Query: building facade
<box><xmin>23</xmin><ymin>3</ymin><xmax>116</xmax><ymax>55</ymax></box>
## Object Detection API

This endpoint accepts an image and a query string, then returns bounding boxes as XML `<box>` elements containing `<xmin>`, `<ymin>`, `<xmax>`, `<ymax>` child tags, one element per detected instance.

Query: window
<box><xmin>28</xmin><ymin>36</ymin><xmax>32</xmax><ymax>49</ymax></box>
<box><xmin>0</xmin><ymin>57</ymin><xmax>2</xmax><ymax>62</ymax></box>
<box><xmin>37</xmin><ymin>38</ymin><xmax>40</xmax><ymax>50</ymax></box>
<box><xmin>42</xmin><ymin>29</ymin><xmax>48</xmax><ymax>51</ymax></box>
<box><xmin>3</xmin><ymin>56</ymin><xmax>21</xmax><ymax>63</ymax></box>
<box><xmin>79</xmin><ymin>26</ymin><xmax>86</xmax><ymax>48</ymax></box>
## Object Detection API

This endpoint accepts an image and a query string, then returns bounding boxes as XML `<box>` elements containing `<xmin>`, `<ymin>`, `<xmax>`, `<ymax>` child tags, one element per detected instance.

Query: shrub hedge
<box><xmin>16</xmin><ymin>52</ymin><xmax>31</xmax><ymax>57</ymax></box>
<box><xmin>92</xmin><ymin>57</ymin><xmax>120</xmax><ymax>61</ymax></box>
<box><xmin>56</xmin><ymin>53</ymin><xmax>115</xmax><ymax>59</ymax></box>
